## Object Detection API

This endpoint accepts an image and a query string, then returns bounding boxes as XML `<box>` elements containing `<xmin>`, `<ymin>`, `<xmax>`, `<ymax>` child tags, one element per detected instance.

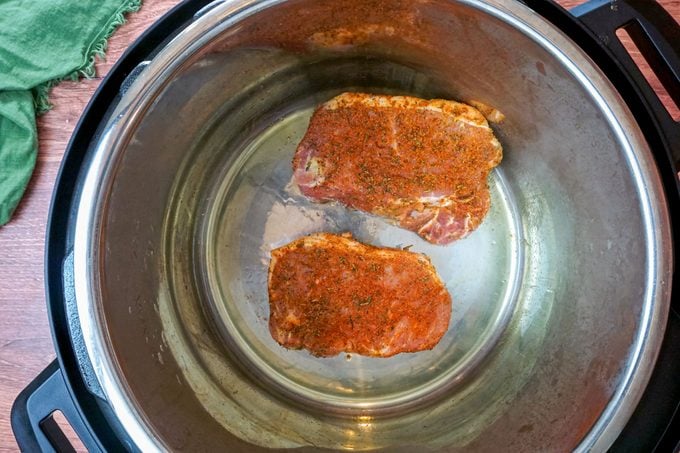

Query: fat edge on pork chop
<box><xmin>268</xmin><ymin>233</ymin><xmax>452</xmax><ymax>357</ymax></box>
<box><xmin>293</xmin><ymin>93</ymin><xmax>503</xmax><ymax>244</ymax></box>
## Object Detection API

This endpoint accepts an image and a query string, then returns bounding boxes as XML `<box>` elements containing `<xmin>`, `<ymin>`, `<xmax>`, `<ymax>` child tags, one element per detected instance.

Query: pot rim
<box><xmin>70</xmin><ymin>0</ymin><xmax>673</xmax><ymax>451</ymax></box>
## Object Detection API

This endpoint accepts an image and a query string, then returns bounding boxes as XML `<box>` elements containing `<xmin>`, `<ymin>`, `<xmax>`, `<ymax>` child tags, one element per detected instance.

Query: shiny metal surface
<box><xmin>72</xmin><ymin>0</ymin><xmax>672</xmax><ymax>451</ymax></box>
<box><xmin>198</xmin><ymin>105</ymin><xmax>522</xmax><ymax>413</ymax></box>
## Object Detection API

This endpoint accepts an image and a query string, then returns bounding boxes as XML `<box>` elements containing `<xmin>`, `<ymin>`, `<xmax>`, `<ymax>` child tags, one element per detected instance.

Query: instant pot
<box><xmin>11</xmin><ymin>0</ymin><xmax>680</xmax><ymax>451</ymax></box>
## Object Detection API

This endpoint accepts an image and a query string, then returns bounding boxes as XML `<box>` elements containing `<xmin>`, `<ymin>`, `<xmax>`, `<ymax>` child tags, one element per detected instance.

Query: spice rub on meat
<box><xmin>268</xmin><ymin>233</ymin><xmax>451</xmax><ymax>357</ymax></box>
<box><xmin>293</xmin><ymin>93</ymin><xmax>503</xmax><ymax>244</ymax></box>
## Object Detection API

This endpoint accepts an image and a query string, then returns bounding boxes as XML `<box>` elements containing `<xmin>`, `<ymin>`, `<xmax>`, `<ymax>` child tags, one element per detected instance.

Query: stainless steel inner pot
<box><xmin>72</xmin><ymin>0</ymin><xmax>672</xmax><ymax>451</ymax></box>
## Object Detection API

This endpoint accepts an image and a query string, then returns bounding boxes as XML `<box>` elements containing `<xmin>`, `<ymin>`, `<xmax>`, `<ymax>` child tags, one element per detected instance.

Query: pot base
<box><xmin>193</xmin><ymin>100</ymin><xmax>524</xmax><ymax>414</ymax></box>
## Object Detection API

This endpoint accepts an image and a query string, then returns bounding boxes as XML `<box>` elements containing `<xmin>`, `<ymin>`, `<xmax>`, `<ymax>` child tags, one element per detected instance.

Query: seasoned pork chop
<box><xmin>268</xmin><ymin>233</ymin><xmax>451</xmax><ymax>357</ymax></box>
<box><xmin>293</xmin><ymin>93</ymin><xmax>502</xmax><ymax>244</ymax></box>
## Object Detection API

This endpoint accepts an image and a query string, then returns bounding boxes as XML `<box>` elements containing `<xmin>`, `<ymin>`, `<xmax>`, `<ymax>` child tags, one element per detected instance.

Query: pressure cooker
<box><xmin>11</xmin><ymin>0</ymin><xmax>680</xmax><ymax>451</ymax></box>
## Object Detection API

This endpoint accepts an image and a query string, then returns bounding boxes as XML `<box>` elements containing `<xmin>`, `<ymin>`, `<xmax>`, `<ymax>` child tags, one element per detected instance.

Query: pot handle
<box><xmin>11</xmin><ymin>360</ymin><xmax>102</xmax><ymax>452</ymax></box>
<box><xmin>570</xmin><ymin>0</ymin><xmax>680</xmax><ymax>170</ymax></box>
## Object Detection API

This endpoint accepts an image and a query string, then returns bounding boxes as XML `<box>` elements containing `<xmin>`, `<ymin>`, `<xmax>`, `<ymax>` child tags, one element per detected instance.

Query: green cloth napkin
<box><xmin>0</xmin><ymin>0</ymin><xmax>142</xmax><ymax>225</ymax></box>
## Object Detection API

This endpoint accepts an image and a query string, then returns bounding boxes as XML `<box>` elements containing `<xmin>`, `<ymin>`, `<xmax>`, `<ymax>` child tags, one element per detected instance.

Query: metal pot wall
<box><xmin>11</xmin><ymin>0</ymin><xmax>680</xmax><ymax>451</ymax></box>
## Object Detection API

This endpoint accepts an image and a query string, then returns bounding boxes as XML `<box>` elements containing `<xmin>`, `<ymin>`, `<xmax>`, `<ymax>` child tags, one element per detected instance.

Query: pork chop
<box><xmin>268</xmin><ymin>232</ymin><xmax>451</xmax><ymax>357</ymax></box>
<box><xmin>292</xmin><ymin>93</ymin><xmax>503</xmax><ymax>244</ymax></box>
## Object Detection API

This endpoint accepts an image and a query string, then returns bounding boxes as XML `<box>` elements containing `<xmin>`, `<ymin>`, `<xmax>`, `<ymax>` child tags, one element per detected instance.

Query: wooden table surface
<box><xmin>0</xmin><ymin>0</ymin><xmax>677</xmax><ymax>450</ymax></box>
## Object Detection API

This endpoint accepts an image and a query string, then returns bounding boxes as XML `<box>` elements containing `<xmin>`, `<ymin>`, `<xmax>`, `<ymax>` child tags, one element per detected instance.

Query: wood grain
<box><xmin>0</xmin><ymin>2</ymin><xmax>180</xmax><ymax>450</ymax></box>
<box><xmin>0</xmin><ymin>0</ymin><xmax>676</xmax><ymax>451</ymax></box>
